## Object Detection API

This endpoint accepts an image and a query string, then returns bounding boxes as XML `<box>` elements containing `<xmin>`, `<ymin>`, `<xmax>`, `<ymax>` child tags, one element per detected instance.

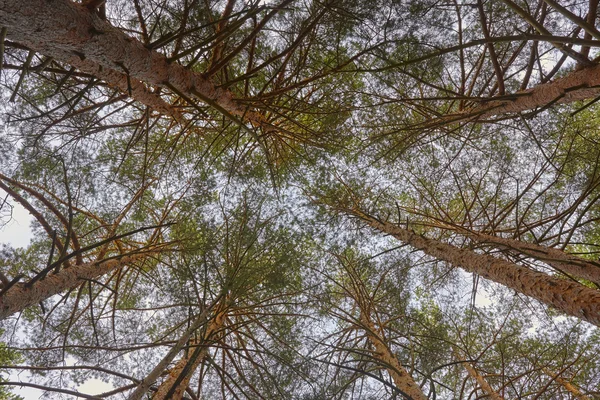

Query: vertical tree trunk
<box><xmin>0</xmin><ymin>252</ymin><xmax>151</xmax><ymax>319</ymax></box>
<box><xmin>345</xmin><ymin>207</ymin><xmax>600</xmax><ymax>326</ymax></box>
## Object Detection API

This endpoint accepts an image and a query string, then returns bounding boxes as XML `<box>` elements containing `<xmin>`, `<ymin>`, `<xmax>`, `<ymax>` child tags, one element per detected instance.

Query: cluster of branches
<box><xmin>0</xmin><ymin>0</ymin><xmax>600</xmax><ymax>399</ymax></box>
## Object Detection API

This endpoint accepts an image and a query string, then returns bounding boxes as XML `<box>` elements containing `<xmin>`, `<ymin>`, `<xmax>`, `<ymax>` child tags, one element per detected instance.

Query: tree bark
<box><xmin>67</xmin><ymin>56</ymin><xmax>186</xmax><ymax>123</ymax></box>
<box><xmin>359</xmin><ymin>312</ymin><xmax>428</xmax><ymax>400</ymax></box>
<box><xmin>152</xmin><ymin>302</ymin><xmax>227</xmax><ymax>400</ymax></box>
<box><xmin>436</xmin><ymin>224</ymin><xmax>600</xmax><ymax>285</ymax></box>
<box><xmin>454</xmin><ymin>349</ymin><xmax>504</xmax><ymax>400</ymax></box>
<box><xmin>128</xmin><ymin>296</ymin><xmax>225</xmax><ymax>400</ymax></box>
<box><xmin>0</xmin><ymin>0</ymin><xmax>264</xmax><ymax>126</ymax></box>
<box><xmin>463</xmin><ymin>62</ymin><xmax>600</xmax><ymax>119</ymax></box>
<box><xmin>542</xmin><ymin>368</ymin><xmax>591</xmax><ymax>400</ymax></box>
<box><xmin>0</xmin><ymin>252</ymin><xmax>151</xmax><ymax>319</ymax></box>
<box><xmin>345</xmin><ymin>207</ymin><xmax>600</xmax><ymax>327</ymax></box>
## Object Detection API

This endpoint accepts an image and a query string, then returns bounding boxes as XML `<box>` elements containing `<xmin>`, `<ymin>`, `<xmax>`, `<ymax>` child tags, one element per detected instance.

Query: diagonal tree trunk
<box><xmin>432</xmin><ymin>223</ymin><xmax>600</xmax><ymax>285</ymax></box>
<box><xmin>339</xmin><ymin>257</ymin><xmax>428</xmax><ymax>399</ymax></box>
<box><xmin>127</xmin><ymin>297</ymin><xmax>224</xmax><ymax>400</ymax></box>
<box><xmin>541</xmin><ymin>367</ymin><xmax>591</xmax><ymax>400</ymax></box>
<box><xmin>343</xmin><ymin>207</ymin><xmax>600</xmax><ymax>326</ymax></box>
<box><xmin>0</xmin><ymin>0</ymin><xmax>265</xmax><ymax>126</ymax></box>
<box><xmin>454</xmin><ymin>349</ymin><xmax>504</xmax><ymax>400</ymax></box>
<box><xmin>0</xmin><ymin>252</ymin><xmax>152</xmax><ymax>319</ymax></box>
<box><xmin>359</xmin><ymin>311</ymin><xmax>429</xmax><ymax>400</ymax></box>
<box><xmin>67</xmin><ymin>56</ymin><xmax>186</xmax><ymax>123</ymax></box>
<box><xmin>461</xmin><ymin>62</ymin><xmax>600</xmax><ymax>119</ymax></box>
<box><xmin>152</xmin><ymin>300</ymin><xmax>228</xmax><ymax>400</ymax></box>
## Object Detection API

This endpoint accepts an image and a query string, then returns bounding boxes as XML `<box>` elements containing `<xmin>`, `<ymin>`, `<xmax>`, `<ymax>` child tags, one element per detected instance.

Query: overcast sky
<box><xmin>0</xmin><ymin>194</ymin><xmax>33</xmax><ymax>249</ymax></box>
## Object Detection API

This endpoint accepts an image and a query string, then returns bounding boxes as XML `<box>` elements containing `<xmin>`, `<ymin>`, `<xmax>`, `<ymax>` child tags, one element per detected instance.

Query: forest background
<box><xmin>1</xmin><ymin>0</ymin><xmax>600</xmax><ymax>398</ymax></box>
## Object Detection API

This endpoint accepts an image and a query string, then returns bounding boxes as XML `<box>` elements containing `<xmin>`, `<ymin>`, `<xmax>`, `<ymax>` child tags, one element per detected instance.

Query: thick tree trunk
<box><xmin>0</xmin><ymin>0</ymin><xmax>263</xmax><ymax>125</ymax></box>
<box><xmin>346</xmin><ymin>208</ymin><xmax>600</xmax><ymax>326</ymax></box>
<box><xmin>152</xmin><ymin>304</ymin><xmax>227</xmax><ymax>400</ymax></box>
<box><xmin>453</xmin><ymin>228</ymin><xmax>600</xmax><ymax>285</ymax></box>
<box><xmin>68</xmin><ymin>56</ymin><xmax>186</xmax><ymax>122</ymax></box>
<box><xmin>463</xmin><ymin>62</ymin><xmax>600</xmax><ymax>119</ymax></box>
<box><xmin>0</xmin><ymin>252</ymin><xmax>150</xmax><ymax>319</ymax></box>
<box><xmin>360</xmin><ymin>312</ymin><xmax>428</xmax><ymax>400</ymax></box>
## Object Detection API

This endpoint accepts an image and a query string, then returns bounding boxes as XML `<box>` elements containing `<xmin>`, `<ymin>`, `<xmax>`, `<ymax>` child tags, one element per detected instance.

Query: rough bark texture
<box><xmin>348</xmin><ymin>208</ymin><xmax>600</xmax><ymax>327</ymax></box>
<box><xmin>0</xmin><ymin>0</ymin><xmax>263</xmax><ymax>125</ymax></box>
<box><xmin>70</xmin><ymin>56</ymin><xmax>185</xmax><ymax>122</ymax></box>
<box><xmin>542</xmin><ymin>368</ymin><xmax>591</xmax><ymax>400</ymax></box>
<box><xmin>0</xmin><ymin>253</ymin><xmax>149</xmax><ymax>319</ymax></box>
<box><xmin>128</xmin><ymin>299</ymin><xmax>222</xmax><ymax>400</ymax></box>
<box><xmin>457</xmin><ymin>228</ymin><xmax>600</xmax><ymax>285</ymax></box>
<box><xmin>464</xmin><ymin>62</ymin><xmax>600</xmax><ymax>118</ymax></box>
<box><xmin>454</xmin><ymin>350</ymin><xmax>504</xmax><ymax>400</ymax></box>
<box><xmin>360</xmin><ymin>312</ymin><xmax>428</xmax><ymax>400</ymax></box>
<box><xmin>152</xmin><ymin>305</ymin><xmax>227</xmax><ymax>400</ymax></box>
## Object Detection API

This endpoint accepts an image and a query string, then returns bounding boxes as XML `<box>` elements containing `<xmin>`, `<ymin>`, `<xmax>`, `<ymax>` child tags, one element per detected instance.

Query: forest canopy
<box><xmin>1</xmin><ymin>0</ymin><xmax>600</xmax><ymax>398</ymax></box>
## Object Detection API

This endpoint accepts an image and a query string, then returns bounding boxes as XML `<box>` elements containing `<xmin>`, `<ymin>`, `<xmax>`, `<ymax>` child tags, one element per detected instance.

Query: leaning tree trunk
<box><xmin>0</xmin><ymin>252</ymin><xmax>152</xmax><ymax>319</ymax></box>
<box><xmin>462</xmin><ymin>62</ymin><xmax>600</xmax><ymax>119</ymax></box>
<box><xmin>0</xmin><ymin>0</ymin><xmax>265</xmax><ymax>126</ymax></box>
<box><xmin>359</xmin><ymin>311</ymin><xmax>429</xmax><ymax>400</ymax></box>
<box><xmin>542</xmin><ymin>368</ymin><xmax>591</xmax><ymax>400</ymax></box>
<box><xmin>341</xmin><ymin>257</ymin><xmax>428</xmax><ymax>399</ymax></box>
<box><xmin>152</xmin><ymin>301</ymin><xmax>228</xmax><ymax>400</ymax></box>
<box><xmin>417</xmin><ymin>61</ymin><xmax>600</xmax><ymax>128</ymax></box>
<box><xmin>345</xmin><ymin>207</ymin><xmax>600</xmax><ymax>327</ymax></box>
<box><xmin>128</xmin><ymin>298</ymin><xmax>224</xmax><ymax>400</ymax></box>
<box><xmin>453</xmin><ymin>349</ymin><xmax>504</xmax><ymax>400</ymax></box>
<box><xmin>433</xmin><ymin>223</ymin><xmax>600</xmax><ymax>285</ymax></box>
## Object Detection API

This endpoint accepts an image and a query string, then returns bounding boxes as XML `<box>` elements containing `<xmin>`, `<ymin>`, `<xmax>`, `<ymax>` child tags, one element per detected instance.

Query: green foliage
<box><xmin>2</xmin><ymin>0</ymin><xmax>600</xmax><ymax>398</ymax></box>
<box><xmin>0</xmin><ymin>331</ymin><xmax>23</xmax><ymax>400</ymax></box>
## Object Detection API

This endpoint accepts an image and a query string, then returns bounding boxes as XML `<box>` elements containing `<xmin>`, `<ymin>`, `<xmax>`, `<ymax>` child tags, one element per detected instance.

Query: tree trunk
<box><xmin>152</xmin><ymin>303</ymin><xmax>227</xmax><ymax>400</ymax></box>
<box><xmin>436</xmin><ymin>223</ymin><xmax>600</xmax><ymax>285</ymax></box>
<box><xmin>346</xmin><ymin>207</ymin><xmax>600</xmax><ymax>326</ymax></box>
<box><xmin>0</xmin><ymin>0</ymin><xmax>264</xmax><ymax>126</ymax></box>
<box><xmin>359</xmin><ymin>312</ymin><xmax>429</xmax><ymax>400</ymax></box>
<box><xmin>462</xmin><ymin>62</ymin><xmax>600</xmax><ymax>119</ymax></box>
<box><xmin>542</xmin><ymin>368</ymin><xmax>591</xmax><ymax>400</ymax></box>
<box><xmin>67</xmin><ymin>55</ymin><xmax>186</xmax><ymax>122</ymax></box>
<box><xmin>0</xmin><ymin>252</ymin><xmax>151</xmax><ymax>319</ymax></box>
<box><xmin>454</xmin><ymin>349</ymin><xmax>504</xmax><ymax>400</ymax></box>
<box><xmin>128</xmin><ymin>297</ymin><xmax>224</xmax><ymax>400</ymax></box>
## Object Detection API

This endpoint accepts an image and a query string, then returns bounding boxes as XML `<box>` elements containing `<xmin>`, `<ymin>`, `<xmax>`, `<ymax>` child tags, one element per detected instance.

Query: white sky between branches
<box><xmin>0</xmin><ymin>188</ymin><xmax>494</xmax><ymax>399</ymax></box>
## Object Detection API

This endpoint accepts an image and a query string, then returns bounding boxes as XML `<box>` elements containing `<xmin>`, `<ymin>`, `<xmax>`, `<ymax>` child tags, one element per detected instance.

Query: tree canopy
<box><xmin>1</xmin><ymin>0</ymin><xmax>600</xmax><ymax>398</ymax></box>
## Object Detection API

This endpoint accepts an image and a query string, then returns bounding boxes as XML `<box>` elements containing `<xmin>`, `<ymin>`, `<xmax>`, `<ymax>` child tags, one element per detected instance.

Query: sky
<box><xmin>0</xmin><ymin>195</ymin><xmax>33</xmax><ymax>249</ymax></box>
